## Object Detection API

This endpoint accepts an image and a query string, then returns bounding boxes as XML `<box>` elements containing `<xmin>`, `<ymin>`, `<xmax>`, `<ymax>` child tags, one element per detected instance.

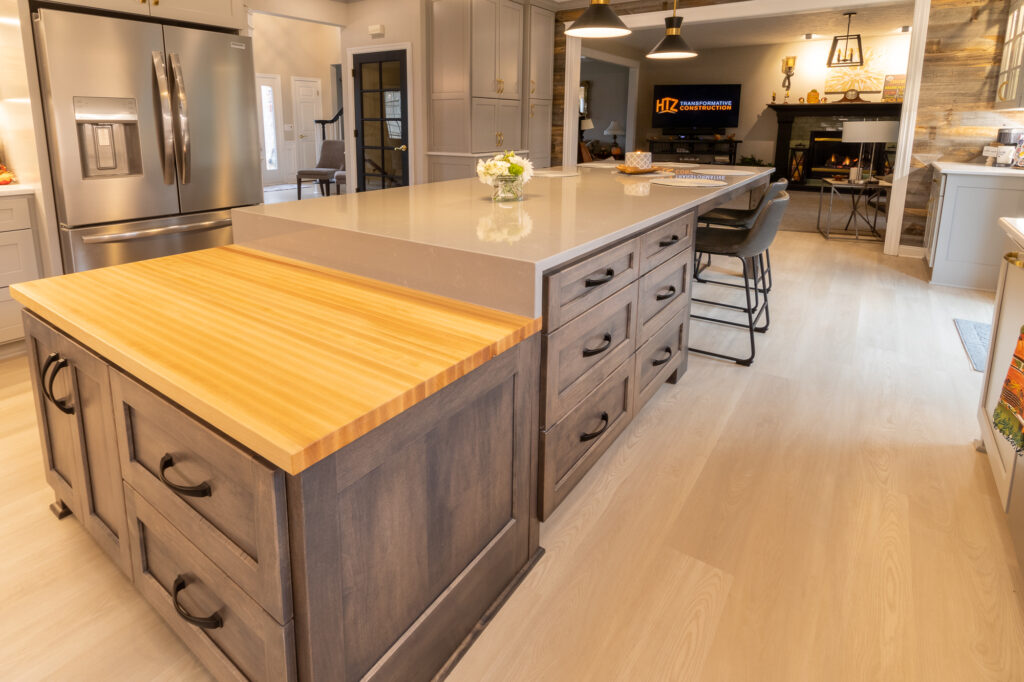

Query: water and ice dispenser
<box><xmin>73</xmin><ymin>96</ymin><xmax>143</xmax><ymax>178</ymax></box>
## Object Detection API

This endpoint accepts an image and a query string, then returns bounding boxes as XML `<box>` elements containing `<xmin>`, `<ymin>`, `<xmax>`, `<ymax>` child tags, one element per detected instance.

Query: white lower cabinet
<box><xmin>0</xmin><ymin>197</ymin><xmax>40</xmax><ymax>343</ymax></box>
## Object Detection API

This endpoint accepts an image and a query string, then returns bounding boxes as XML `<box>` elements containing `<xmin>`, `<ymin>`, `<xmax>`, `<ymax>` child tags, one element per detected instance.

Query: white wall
<box><xmin>581</xmin><ymin>58</ymin><xmax>630</xmax><ymax>145</ymax></box>
<box><xmin>636</xmin><ymin>33</ymin><xmax>912</xmax><ymax>162</ymax></box>
<box><xmin>339</xmin><ymin>0</ymin><xmax>428</xmax><ymax>187</ymax></box>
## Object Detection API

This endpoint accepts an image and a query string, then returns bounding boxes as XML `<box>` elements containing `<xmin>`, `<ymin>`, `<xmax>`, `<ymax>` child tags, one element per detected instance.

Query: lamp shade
<box><xmin>565</xmin><ymin>1</ymin><xmax>631</xmax><ymax>39</ymax></box>
<box><xmin>646</xmin><ymin>16</ymin><xmax>698</xmax><ymax>60</ymax></box>
<box><xmin>841</xmin><ymin>120</ymin><xmax>900</xmax><ymax>143</ymax></box>
<box><xmin>604</xmin><ymin>121</ymin><xmax>626</xmax><ymax>136</ymax></box>
<box><xmin>580</xmin><ymin>118</ymin><xmax>594</xmax><ymax>131</ymax></box>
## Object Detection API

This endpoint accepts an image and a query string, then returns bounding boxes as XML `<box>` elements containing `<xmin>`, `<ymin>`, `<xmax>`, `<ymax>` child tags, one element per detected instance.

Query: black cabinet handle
<box><xmin>159</xmin><ymin>454</ymin><xmax>212</xmax><ymax>498</ymax></box>
<box><xmin>172</xmin><ymin>576</ymin><xmax>223</xmax><ymax>630</ymax></box>
<box><xmin>658</xmin><ymin>235</ymin><xmax>680</xmax><ymax>248</ymax></box>
<box><xmin>582</xmin><ymin>333</ymin><xmax>613</xmax><ymax>358</ymax></box>
<box><xmin>655</xmin><ymin>286</ymin><xmax>677</xmax><ymax>302</ymax></box>
<box><xmin>39</xmin><ymin>352</ymin><xmax>59</xmax><ymax>403</ymax></box>
<box><xmin>652</xmin><ymin>347</ymin><xmax>674</xmax><ymax>366</ymax></box>
<box><xmin>580</xmin><ymin>412</ymin><xmax>610</xmax><ymax>442</ymax></box>
<box><xmin>584</xmin><ymin>269</ymin><xmax>615</xmax><ymax>287</ymax></box>
<box><xmin>45</xmin><ymin>355</ymin><xmax>74</xmax><ymax>415</ymax></box>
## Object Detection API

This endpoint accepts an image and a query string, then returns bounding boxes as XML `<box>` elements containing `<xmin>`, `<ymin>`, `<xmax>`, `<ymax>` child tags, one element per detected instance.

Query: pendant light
<box><xmin>565</xmin><ymin>0</ymin><xmax>631</xmax><ymax>39</ymax></box>
<box><xmin>646</xmin><ymin>0</ymin><xmax>697</xmax><ymax>60</ymax></box>
<box><xmin>827</xmin><ymin>12</ymin><xmax>864</xmax><ymax>67</ymax></box>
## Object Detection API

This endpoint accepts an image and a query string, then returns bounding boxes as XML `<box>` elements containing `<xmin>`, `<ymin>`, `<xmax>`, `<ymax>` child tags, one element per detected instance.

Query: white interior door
<box><xmin>255</xmin><ymin>74</ymin><xmax>288</xmax><ymax>186</ymax></box>
<box><xmin>292</xmin><ymin>77</ymin><xmax>323</xmax><ymax>170</ymax></box>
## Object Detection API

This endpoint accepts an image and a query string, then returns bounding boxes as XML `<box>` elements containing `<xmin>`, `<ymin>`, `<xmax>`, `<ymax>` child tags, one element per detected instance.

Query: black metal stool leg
<box><xmin>689</xmin><ymin>255</ymin><xmax>758</xmax><ymax>366</ymax></box>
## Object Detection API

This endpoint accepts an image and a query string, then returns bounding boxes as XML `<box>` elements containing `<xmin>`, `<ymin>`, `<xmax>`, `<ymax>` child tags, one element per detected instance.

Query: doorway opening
<box><xmin>352</xmin><ymin>49</ymin><xmax>410</xmax><ymax>192</ymax></box>
<box><xmin>249</xmin><ymin>11</ymin><xmax>343</xmax><ymax>203</ymax></box>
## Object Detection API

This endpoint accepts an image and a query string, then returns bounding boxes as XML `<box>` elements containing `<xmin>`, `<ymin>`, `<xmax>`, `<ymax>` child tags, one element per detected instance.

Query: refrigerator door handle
<box><xmin>152</xmin><ymin>51</ymin><xmax>176</xmax><ymax>185</ymax></box>
<box><xmin>169</xmin><ymin>52</ymin><xmax>191</xmax><ymax>185</ymax></box>
<box><xmin>80</xmin><ymin>218</ymin><xmax>231</xmax><ymax>244</ymax></box>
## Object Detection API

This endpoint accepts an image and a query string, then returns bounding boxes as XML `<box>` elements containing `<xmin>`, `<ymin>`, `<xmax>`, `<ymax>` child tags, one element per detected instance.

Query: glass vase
<box><xmin>492</xmin><ymin>174</ymin><xmax>524</xmax><ymax>202</ymax></box>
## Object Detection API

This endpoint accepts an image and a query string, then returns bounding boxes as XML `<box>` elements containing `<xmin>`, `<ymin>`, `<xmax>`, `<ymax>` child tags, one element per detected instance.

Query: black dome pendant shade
<box><xmin>565</xmin><ymin>0</ymin><xmax>632</xmax><ymax>39</ymax></box>
<box><xmin>647</xmin><ymin>15</ymin><xmax>697</xmax><ymax>59</ymax></box>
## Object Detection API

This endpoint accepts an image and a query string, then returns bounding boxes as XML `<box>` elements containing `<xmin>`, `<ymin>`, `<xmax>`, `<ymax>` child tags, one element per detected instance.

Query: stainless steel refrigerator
<box><xmin>34</xmin><ymin>8</ymin><xmax>262</xmax><ymax>272</ymax></box>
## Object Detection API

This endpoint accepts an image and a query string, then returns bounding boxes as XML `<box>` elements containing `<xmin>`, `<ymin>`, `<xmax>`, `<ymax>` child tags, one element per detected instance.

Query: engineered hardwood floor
<box><xmin>2</xmin><ymin>231</ymin><xmax>1022</xmax><ymax>681</ymax></box>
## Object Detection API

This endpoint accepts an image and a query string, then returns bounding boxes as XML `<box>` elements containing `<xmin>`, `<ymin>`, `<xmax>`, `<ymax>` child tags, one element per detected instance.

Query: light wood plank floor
<box><xmin>3</xmin><ymin>231</ymin><xmax>1023</xmax><ymax>680</ymax></box>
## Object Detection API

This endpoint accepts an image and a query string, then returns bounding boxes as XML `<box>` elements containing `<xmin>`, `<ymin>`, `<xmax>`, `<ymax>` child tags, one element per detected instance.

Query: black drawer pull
<box><xmin>172</xmin><ymin>576</ymin><xmax>223</xmax><ymax>630</ymax></box>
<box><xmin>652</xmin><ymin>347</ymin><xmax>674</xmax><ymax>366</ymax></box>
<box><xmin>39</xmin><ymin>352</ymin><xmax>58</xmax><ymax>403</ymax></box>
<box><xmin>582</xmin><ymin>333</ymin><xmax>613</xmax><ymax>357</ymax></box>
<box><xmin>44</xmin><ymin>354</ymin><xmax>75</xmax><ymax>415</ymax></box>
<box><xmin>655</xmin><ymin>286</ymin><xmax>677</xmax><ymax>301</ymax></box>
<box><xmin>584</xmin><ymin>268</ymin><xmax>615</xmax><ymax>287</ymax></box>
<box><xmin>658</xmin><ymin>235</ymin><xmax>680</xmax><ymax>248</ymax></box>
<box><xmin>159</xmin><ymin>454</ymin><xmax>212</xmax><ymax>498</ymax></box>
<box><xmin>580</xmin><ymin>412</ymin><xmax>609</xmax><ymax>442</ymax></box>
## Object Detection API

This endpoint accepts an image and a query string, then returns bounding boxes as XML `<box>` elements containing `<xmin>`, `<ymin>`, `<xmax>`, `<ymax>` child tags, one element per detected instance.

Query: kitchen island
<box><xmin>233</xmin><ymin>166</ymin><xmax>772</xmax><ymax>517</ymax></box>
<box><xmin>12</xmin><ymin>247</ymin><xmax>541</xmax><ymax>681</ymax></box>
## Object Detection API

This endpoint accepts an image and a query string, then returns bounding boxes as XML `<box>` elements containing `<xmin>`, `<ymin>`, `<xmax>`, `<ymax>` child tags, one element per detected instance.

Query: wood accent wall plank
<box><xmin>11</xmin><ymin>246</ymin><xmax>541</xmax><ymax>474</ymax></box>
<box><xmin>901</xmin><ymin>0</ymin><xmax>1024</xmax><ymax>247</ymax></box>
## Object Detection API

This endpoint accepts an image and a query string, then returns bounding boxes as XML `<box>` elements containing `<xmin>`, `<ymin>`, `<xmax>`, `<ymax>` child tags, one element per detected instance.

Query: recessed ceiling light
<box><xmin>897</xmin><ymin>25</ymin><xmax>911</xmax><ymax>33</ymax></box>
<box><xmin>803</xmin><ymin>33</ymin><xmax>821</xmax><ymax>40</ymax></box>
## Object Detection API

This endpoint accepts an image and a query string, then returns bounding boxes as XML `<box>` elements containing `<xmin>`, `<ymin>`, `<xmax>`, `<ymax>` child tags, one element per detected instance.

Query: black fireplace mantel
<box><xmin>767</xmin><ymin>102</ymin><xmax>903</xmax><ymax>184</ymax></box>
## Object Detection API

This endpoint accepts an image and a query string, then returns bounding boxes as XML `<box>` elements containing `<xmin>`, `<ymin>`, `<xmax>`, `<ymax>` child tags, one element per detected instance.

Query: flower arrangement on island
<box><xmin>476</xmin><ymin>151</ymin><xmax>533</xmax><ymax>201</ymax></box>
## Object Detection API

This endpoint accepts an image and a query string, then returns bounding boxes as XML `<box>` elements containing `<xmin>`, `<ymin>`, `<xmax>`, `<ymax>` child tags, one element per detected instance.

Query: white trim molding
<box><xmin>562</xmin><ymin>31</ymin><xmax>582</xmax><ymax>173</ymax></box>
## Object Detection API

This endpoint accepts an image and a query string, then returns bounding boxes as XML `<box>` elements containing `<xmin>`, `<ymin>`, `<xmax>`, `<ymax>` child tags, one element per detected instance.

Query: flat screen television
<box><xmin>652</xmin><ymin>84</ymin><xmax>742</xmax><ymax>130</ymax></box>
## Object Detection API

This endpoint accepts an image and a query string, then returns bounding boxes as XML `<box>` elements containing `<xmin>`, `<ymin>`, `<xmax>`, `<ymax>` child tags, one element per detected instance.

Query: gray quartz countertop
<box><xmin>232</xmin><ymin>166</ymin><xmax>772</xmax><ymax>317</ymax></box>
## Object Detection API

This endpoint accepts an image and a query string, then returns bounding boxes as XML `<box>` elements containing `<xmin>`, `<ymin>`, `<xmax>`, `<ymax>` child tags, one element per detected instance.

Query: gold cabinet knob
<box><xmin>531</xmin><ymin>79</ymin><xmax>536</xmax><ymax>94</ymax></box>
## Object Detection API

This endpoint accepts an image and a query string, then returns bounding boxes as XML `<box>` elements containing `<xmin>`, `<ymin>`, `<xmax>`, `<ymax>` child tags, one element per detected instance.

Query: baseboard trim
<box><xmin>0</xmin><ymin>338</ymin><xmax>26</xmax><ymax>360</ymax></box>
<box><xmin>898</xmin><ymin>245</ymin><xmax>928</xmax><ymax>258</ymax></box>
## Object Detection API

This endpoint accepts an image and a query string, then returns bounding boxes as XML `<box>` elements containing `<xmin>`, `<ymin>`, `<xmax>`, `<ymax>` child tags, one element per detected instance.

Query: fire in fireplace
<box><xmin>803</xmin><ymin>130</ymin><xmax>886</xmax><ymax>181</ymax></box>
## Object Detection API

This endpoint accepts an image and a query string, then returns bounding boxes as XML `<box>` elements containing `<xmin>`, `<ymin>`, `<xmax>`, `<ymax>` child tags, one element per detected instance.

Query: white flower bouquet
<box><xmin>476</xmin><ymin>151</ymin><xmax>533</xmax><ymax>201</ymax></box>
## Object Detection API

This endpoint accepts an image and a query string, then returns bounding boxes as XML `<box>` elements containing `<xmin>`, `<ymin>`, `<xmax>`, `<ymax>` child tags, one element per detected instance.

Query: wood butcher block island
<box><xmin>11</xmin><ymin>247</ymin><xmax>542</xmax><ymax>682</ymax></box>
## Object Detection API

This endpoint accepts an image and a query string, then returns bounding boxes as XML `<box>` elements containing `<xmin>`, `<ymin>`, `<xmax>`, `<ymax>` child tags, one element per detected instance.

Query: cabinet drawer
<box><xmin>635</xmin><ymin>309</ymin><xmax>688</xmax><ymax>413</ymax></box>
<box><xmin>639</xmin><ymin>212</ymin><xmax>694</xmax><ymax>274</ymax></box>
<box><xmin>125</xmin><ymin>487</ymin><xmax>295</xmax><ymax>682</ymax></box>
<box><xmin>0</xmin><ymin>228</ymin><xmax>40</xmax><ymax>287</ymax></box>
<box><xmin>540</xmin><ymin>358</ymin><xmax>633</xmax><ymax>519</ymax></box>
<box><xmin>0</xmin><ymin>289</ymin><xmax>23</xmax><ymax>343</ymax></box>
<box><xmin>111</xmin><ymin>370</ymin><xmax>291</xmax><ymax>624</ymax></box>
<box><xmin>637</xmin><ymin>248</ymin><xmax>692</xmax><ymax>345</ymax></box>
<box><xmin>0</xmin><ymin>196</ymin><xmax>31</xmax><ymax>232</ymax></box>
<box><xmin>543</xmin><ymin>282</ymin><xmax>638</xmax><ymax>426</ymax></box>
<box><xmin>544</xmin><ymin>238</ymin><xmax>639</xmax><ymax>331</ymax></box>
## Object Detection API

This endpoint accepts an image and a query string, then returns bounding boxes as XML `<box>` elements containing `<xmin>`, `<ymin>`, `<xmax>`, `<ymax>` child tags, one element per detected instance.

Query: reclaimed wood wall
<box><xmin>900</xmin><ymin>0</ymin><xmax>1024</xmax><ymax>247</ymax></box>
<box><xmin>551</xmin><ymin>0</ymin><xmax>745</xmax><ymax>165</ymax></box>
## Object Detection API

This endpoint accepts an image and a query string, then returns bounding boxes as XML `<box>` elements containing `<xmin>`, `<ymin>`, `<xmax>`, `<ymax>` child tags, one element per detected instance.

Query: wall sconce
<box><xmin>781</xmin><ymin>56</ymin><xmax>796</xmax><ymax>90</ymax></box>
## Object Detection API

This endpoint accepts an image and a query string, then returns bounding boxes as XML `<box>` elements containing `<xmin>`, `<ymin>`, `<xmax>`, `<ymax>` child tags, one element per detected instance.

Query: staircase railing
<box><xmin>314</xmin><ymin>107</ymin><xmax>344</xmax><ymax>141</ymax></box>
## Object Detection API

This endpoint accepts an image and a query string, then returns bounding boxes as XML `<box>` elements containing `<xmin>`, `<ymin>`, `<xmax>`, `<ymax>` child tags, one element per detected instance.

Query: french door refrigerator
<box><xmin>34</xmin><ymin>8</ymin><xmax>262</xmax><ymax>272</ymax></box>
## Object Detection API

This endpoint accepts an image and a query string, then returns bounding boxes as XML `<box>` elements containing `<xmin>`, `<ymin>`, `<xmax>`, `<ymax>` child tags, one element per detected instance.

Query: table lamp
<box><xmin>604</xmin><ymin>120</ymin><xmax>626</xmax><ymax>158</ymax></box>
<box><xmin>580</xmin><ymin>117</ymin><xmax>594</xmax><ymax>141</ymax></box>
<box><xmin>842</xmin><ymin>120</ymin><xmax>900</xmax><ymax>182</ymax></box>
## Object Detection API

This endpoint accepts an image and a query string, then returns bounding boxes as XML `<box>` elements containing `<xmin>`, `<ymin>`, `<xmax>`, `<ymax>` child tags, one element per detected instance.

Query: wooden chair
<box><xmin>579</xmin><ymin>141</ymin><xmax>593</xmax><ymax>164</ymax></box>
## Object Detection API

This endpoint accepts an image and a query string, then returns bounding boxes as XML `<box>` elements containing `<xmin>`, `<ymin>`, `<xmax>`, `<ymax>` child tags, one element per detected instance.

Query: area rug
<box><xmin>954</xmin><ymin>318</ymin><xmax>992</xmax><ymax>372</ymax></box>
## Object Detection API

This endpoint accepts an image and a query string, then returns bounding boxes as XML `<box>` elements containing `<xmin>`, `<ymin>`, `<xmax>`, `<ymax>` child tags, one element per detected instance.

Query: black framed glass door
<box><xmin>353</xmin><ymin>50</ymin><xmax>409</xmax><ymax>191</ymax></box>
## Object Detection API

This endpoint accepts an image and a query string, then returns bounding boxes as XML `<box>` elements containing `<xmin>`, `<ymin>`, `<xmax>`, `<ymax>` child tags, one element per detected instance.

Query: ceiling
<box><xmin>585</xmin><ymin>3</ymin><xmax>914</xmax><ymax>52</ymax></box>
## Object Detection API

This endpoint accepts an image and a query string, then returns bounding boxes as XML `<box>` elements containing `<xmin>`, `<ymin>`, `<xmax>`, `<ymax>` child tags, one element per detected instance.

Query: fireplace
<box><xmin>808</xmin><ymin>130</ymin><xmax>861</xmax><ymax>178</ymax></box>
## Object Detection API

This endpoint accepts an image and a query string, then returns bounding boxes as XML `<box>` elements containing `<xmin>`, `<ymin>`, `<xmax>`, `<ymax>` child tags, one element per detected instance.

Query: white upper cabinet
<box><xmin>997</xmin><ymin>0</ymin><xmax>1024</xmax><ymax>109</ymax></box>
<box><xmin>48</xmin><ymin>0</ymin><xmax>245</xmax><ymax>29</ymax></box>
<box><xmin>50</xmin><ymin>0</ymin><xmax>151</xmax><ymax>16</ymax></box>
<box><xmin>149</xmin><ymin>0</ymin><xmax>246</xmax><ymax>29</ymax></box>
<box><xmin>529</xmin><ymin>6</ymin><xmax>554</xmax><ymax>100</ymax></box>
<box><xmin>471</xmin><ymin>0</ymin><xmax>523</xmax><ymax>100</ymax></box>
<box><xmin>471</xmin><ymin>99</ymin><xmax>521</xmax><ymax>152</ymax></box>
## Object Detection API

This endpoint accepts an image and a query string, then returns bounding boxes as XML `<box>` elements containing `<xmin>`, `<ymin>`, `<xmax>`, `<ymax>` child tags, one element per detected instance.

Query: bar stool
<box><xmin>697</xmin><ymin>179</ymin><xmax>788</xmax><ymax>293</ymax></box>
<box><xmin>689</xmin><ymin>192</ymin><xmax>790</xmax><ymax>366</ymax></box>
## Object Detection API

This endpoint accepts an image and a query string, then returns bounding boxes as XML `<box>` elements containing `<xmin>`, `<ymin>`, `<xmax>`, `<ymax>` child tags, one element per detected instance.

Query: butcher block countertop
<box><xmin>11</xmin><ymin>245</ymin><xmax>541</xmax><ymax>474</ymax></box>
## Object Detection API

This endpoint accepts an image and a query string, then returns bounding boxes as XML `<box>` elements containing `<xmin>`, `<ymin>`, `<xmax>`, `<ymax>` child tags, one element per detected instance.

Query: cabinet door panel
<box><xmin>51</xmin><ymin>0</ymin><xmax>151</xmax><ymax>16</ymax></box>
<box><xmin>529</xmin><ymin>99</ymin><xmax>552</xmax><ymax>167</ymax></box>
<box><xmin>471</xmin><ymin>0</ymin><xmax>499</xmax><ymax>98</ymax></box>
<box><xmin>0</xmin><ymin>229</ymin><xmax>40</xmax><ymax>288</ymax></box>
<box><xmin>149</xmin><ymin>0</ymin><xmax>245</xmax><ymax>28</ymax></box>
<box><xmin>497</xmin><ymin>101</ymin><xmax>522</xmax><ymax>150</ymax></box>
<box><xmin>496</xmin><ymin>0</ymin><xmax>523</xmax><ymax>100</ymax></box>
<box><xmin>529</xmin><ymin>6</ymin><xmax>554</xmax><ymax>99</ymax></box>
<box><xmin>24</xmin><ymin>313</ymin><xmax>80</xmax><ymax>513</ymax></box>
<box><xmin>471</xmin><ymin>99</ymin><xmax>499</xmax><ymax>153</ymax></box>
<box><xmin>64</xmin><ymin>337</ymin><xmax>132</xmax><ymax>576</ymax></box>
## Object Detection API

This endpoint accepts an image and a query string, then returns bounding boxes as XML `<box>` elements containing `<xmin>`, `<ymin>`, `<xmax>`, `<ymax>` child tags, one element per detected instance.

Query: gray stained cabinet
<box><xmin>24</xmin><ymin>312</ymin><xmax>132</xmax><ymax>576</ymax></box>
<box><xmin>538</xmin><ymin>212</ymin><xmax>696</xmax><ymax>519</ymax></box>
<box><xmin>25</xmin><ymin>309</ymin><xmax>540</xmax><ymax>682</ymax></box>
